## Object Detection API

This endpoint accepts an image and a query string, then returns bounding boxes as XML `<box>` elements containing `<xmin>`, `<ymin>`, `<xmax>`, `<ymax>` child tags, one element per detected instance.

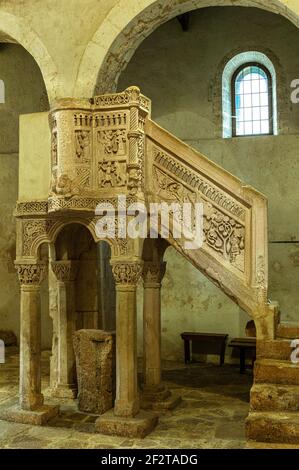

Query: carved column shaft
<box><xmin>51</xmin><ymin>260</ymin><xmax>79</xmax><ymax>396</ymax></box>
<box><xmin>142</xmin><ymin>262</ymin><xmax>166</xmax><ymax>390</ymax></box>
<box><xmin>16</xmin><ymin>262</ymin><xmax>46</xmax><ymax>410</ymax></box>
<box><xmin>111</xmin><ymin>260</ymin><xmax>143</xmax><ymax>418</ymax></box>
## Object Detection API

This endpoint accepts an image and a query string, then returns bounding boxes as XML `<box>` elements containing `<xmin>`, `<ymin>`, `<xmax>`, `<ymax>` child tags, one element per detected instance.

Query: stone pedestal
<box><xmin>73</xmin><ymin>329</ymin><xmax>115</xmax><ymax>414</ymax></box>
<box><xmin>1</xmin><ymin>404</ymin><xmax>59</xmax><ymax>426</ymax></box>
<box><xmin>95</xmin><ymin>409</ymin><xmax>158</xmax><ymax>438</ymax></box>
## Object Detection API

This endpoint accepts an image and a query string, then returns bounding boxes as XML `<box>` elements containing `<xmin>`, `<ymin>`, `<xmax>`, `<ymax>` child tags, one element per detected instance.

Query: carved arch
<box><xmin>75</xmin><ymin>0</ymin><xmax>299</xmax><ymax>98</ymax></box>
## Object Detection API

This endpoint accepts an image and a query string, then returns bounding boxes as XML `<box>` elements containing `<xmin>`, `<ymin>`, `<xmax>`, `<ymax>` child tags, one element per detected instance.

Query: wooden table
<box><xmin>228</xmin><ymin>337</ymin><xmax>256</xmax><ymax>374</ymax></box>
<box><xmin>181</xmin><ymin>332</ymin><xmax>228</xmax><ymax>366</ymax></box>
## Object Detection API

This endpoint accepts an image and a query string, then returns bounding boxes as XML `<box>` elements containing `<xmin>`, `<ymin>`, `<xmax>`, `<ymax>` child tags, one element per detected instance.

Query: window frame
<box><xmin>231</xmin><ymin>62</ymin><xmax>273</xmax><ymax>137</ymax></box>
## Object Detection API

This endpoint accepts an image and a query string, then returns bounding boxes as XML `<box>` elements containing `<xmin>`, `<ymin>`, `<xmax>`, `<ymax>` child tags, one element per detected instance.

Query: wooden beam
<box><xmin>177</xmin><ymin>13</ymin><xmax>190</xmax><ymax>32</ymax></box>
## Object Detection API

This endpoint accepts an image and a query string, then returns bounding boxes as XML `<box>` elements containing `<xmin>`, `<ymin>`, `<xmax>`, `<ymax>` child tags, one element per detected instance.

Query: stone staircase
<box><xmin>246</xmin><ymin>322</ymin><xmax>299</xmax><ymax>445</ymax></box>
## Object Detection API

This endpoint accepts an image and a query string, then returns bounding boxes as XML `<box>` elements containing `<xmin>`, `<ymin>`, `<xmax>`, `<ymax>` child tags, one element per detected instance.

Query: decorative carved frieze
<box><xmin>153</xmin><ymin>166</ymin><xmax>197</xmax><ymax>203</ymax></box>
<box><xmin>47</xmin><ymin>196</ymin><xmax>136</xmax><ymax>213</ymax></box>
<box><xmin>153</xmin><ymin>148</ymin><xmax>245</xmax><ymax>220</ymax></box>
<box><xmin>142</xmin><ymin>262</ymin><xmax>167</xmax><ymax>285</ymax></box>
<box><xmin>94</xmin><ymin>112</ymin><xmax>127</xmax><ymax>128</ymax></box>
<box><xmin>15</xmin><ymin>201</ymin><xmax>48</xmax><ymax>216</ymax></box>
<box><xmin>16</xmin><ymin>263</ymin><xmax>47</xmax><ymax>286</ymax></box>
<box><xmin>111</xmin><ymin>262</ymin><xmax>143</xmax><ymax>286</ymax></box>
<box><xmin>93</xmin><ymin>92</ymin><xmax>130</xmax><ymax>107</ymax></box>
<box><xmin>74</xmin><ymin>113</ymin><xmax>92</xmax><ymax>127</ymax></box>
<box><xmin>93</xmin><ymin>88</ymin><xmax>150</xmax><ymax>113</ymax></box>
<box><xmin>51</xmin><ymin>260</ymin><xmax>79</xmax><ymax>282</ymax></box>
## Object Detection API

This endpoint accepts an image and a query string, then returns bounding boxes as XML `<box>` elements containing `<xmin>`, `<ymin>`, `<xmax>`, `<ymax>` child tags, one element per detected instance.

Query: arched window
<box><xmin>222</xmin><ymin>52</ymin><xmax>278</xmax><ymax>138</ymax></box>
<box><xmin>0</xmin><ymin>80</ymin><xmax>4</xmax><ymax>104</ymax></box>
<box><xmin>232</xmin><ymin>63</ymin><xmax>272</xmax><ymax>136</ymax></box>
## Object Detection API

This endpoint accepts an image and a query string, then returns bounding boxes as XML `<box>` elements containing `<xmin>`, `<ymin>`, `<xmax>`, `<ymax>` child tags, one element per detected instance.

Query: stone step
<box><xmin>250</xmin><ymin>383</ymin><xmax>299</xmax><ymax>412</ymax></box>
<box><xmin>254</xmin><ymin>359</ymin><xmax>299</xmax><ymax>385</ymax></box>
<box><xmin>276</xmin><ymin>322</ymin><xmax>299</xmax><ymax>340</ymax></box>
<box><xmin>247</xmin><ymin>440</ymin><xmax>299</xmax><ymax>449</ymax></box>
<box><xmin>257</xmin><ymin>339</ymin><xmax>294</xmax><ymax>361</ymax></box>
<box><xmin>246</xmin><ymin>411</ymin><xmax>299</xmax><ymax>444</ymax></box>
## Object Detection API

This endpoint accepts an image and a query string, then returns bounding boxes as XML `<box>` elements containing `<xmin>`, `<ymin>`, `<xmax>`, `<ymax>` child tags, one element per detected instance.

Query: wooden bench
<box><xmin>181</xmin><ymin>332</ymin><xmax>228</xmax><ymax>366</ymax></box>
<box><xmin>228</xmin><ymin>337</ymin><xmax>256</xmax><ymax>374</ymax></box>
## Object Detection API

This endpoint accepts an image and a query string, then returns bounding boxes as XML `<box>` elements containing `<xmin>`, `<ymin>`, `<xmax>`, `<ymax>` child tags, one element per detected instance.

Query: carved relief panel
<box><xmin>151</xmin><ymin>147</ymin><xmax>247</xmax><ymax>275</ymax></box>
<box><xmin>94</xmin><ymin>112</ymin><xmax>129</xmax><ymax>191</ymax></box>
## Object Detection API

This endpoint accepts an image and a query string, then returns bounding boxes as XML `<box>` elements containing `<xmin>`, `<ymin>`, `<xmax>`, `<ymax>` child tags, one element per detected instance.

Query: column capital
<box><xmin>111</xmin><ymin>260</ymin><xmax>143</xmax><ymax>287</ymax></box>
<box><xmin>51</xmin><ymin>260</ymin><xmax>79</xmax><ymax>282</ymax></box>
<box><xmin>142</xmin><ymin>261</ymin><xmax>166</xmax><ymax>286</ymax></box>
<box><xmin>15</xmin><ymin>262</ymin><xmax>47</xmax><ymax>286</ymax></box>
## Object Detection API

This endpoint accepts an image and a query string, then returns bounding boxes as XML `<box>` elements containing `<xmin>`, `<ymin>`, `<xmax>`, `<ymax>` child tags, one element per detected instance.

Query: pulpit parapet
<box><xmin>48</xmin><ymin>87</ymin><xmax>151</xmax><ymax>212</ymax></box>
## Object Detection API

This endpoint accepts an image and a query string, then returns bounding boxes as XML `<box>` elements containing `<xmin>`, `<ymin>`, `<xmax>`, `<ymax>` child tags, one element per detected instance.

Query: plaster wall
<box><xmin>0</xmin><ymin>44</ymin><xmax>49</xmax><ymax>346</ymax></box>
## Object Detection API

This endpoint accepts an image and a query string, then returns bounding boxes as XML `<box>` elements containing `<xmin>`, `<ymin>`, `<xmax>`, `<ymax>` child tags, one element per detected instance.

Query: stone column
<box><xmin>111</xmin><ymin>261</ymin><xmax>142</xmax><ymax>418</ymax></box>
<box><xmin>142</xmin><ymin>261</ymin><xmax>166</xmax><ymax>391</ymax></box>
<box><xmin>51</xmin><ymin>260</ymin><xmax>79</xmax><ymax>398</ymax></box>
<box><xmin>16</xmin><ymin>263</ymin><xmax>46</xmax><ymax>410</ymax></box>
<box><xmin>142</xmin><ymin>261</ymin><xmax>181</xmax><ymax>411</ymax></box>
<box><xmin>95</xmin><ymin>258</ymin><xmax>158</xmax><ymax>438</ymax></box>
<box><xmin>0</xmin><ymin>262</ymin><xmax>59</xmax><ymax>425</ymax></box>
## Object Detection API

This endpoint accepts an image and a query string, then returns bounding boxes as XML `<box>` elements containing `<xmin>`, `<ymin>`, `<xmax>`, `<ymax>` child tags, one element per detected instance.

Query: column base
<box><xmin>0</xmin><ymin>404</ymin><xmax>59</xmax><ymax>426</ymax></box>
<box><xmin>95</xmin><ymin>409</ymin><xmax>158</xmax><ymax>438</ymax></box>
<box><xmin>45</xmin><ymin>384</ymin><xmax>77</xmax><ymax>399</ymax></box>
<box><xmin>142</xmin><ymin>385</ymin><xmax>182</xmax><ymax>411</ymax></box>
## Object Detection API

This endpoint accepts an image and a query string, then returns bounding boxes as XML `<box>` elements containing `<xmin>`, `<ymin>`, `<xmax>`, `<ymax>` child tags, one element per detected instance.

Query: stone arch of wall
<box><xmin>75</xmin><ymin>0</ymin><xmax>299</xmax><ymax>98</ymax></box>
<box><xmin>0</xmin><ymin>10</ymin><xmax>57</xmax><ymax>102</ymax></box>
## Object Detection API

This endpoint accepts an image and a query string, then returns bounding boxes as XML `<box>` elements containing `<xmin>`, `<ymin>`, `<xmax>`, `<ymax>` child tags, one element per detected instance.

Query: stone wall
<box><xmin>118</xmin><ymin>7</ymin><xmax>299</xmax><ymax>360</ymax></box>
<box><xmin>0</xmin><ymin>44</ymin><xmax>49</xmax><ymax>346</ymax></box>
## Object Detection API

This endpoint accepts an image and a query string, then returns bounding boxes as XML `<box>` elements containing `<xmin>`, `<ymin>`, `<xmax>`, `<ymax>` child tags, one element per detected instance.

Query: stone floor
<box><xmin>0</xmin><ymin>347</ymin><xmax>253</xmax><ymax>449</ymax></box>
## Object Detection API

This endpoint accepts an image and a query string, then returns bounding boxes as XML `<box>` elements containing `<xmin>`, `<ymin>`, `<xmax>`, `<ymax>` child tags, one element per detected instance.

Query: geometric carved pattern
<box><xmin>15</xmin><ymin>201</ymin><xmax>48</xmax><ymax>216</ymax></box>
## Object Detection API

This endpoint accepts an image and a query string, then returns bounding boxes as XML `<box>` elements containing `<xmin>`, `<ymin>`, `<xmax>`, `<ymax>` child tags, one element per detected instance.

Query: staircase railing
<box><xmin>145</xmin><ymin>119</ymin><xmax>277</xmax><ymax>338</ymax></box>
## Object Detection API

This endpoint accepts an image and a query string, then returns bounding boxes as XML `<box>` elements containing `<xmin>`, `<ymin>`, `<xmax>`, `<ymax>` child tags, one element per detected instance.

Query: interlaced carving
<box><xmin>16</xmin><ymin>263</ymin><xmax>47</xmax><ymax>286</ymax></box>
<box><xmin>15</xmin><ymin>201</ymin><xmax>48</xmax><ymax>216</ymax></box>
<box><xmin>111</xmin><ymin>262</ymin><xmax>143</xmax><ymax>285</ymax></box>
<box><xmin>22</xmin><ymin>220</ymin><xmax>53</xmax><ymax>255</ymax></box>
<box><xmin>204</xmin><ymin>205</ymin><xmax>245</xmax><ymax>272</ymax></box>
